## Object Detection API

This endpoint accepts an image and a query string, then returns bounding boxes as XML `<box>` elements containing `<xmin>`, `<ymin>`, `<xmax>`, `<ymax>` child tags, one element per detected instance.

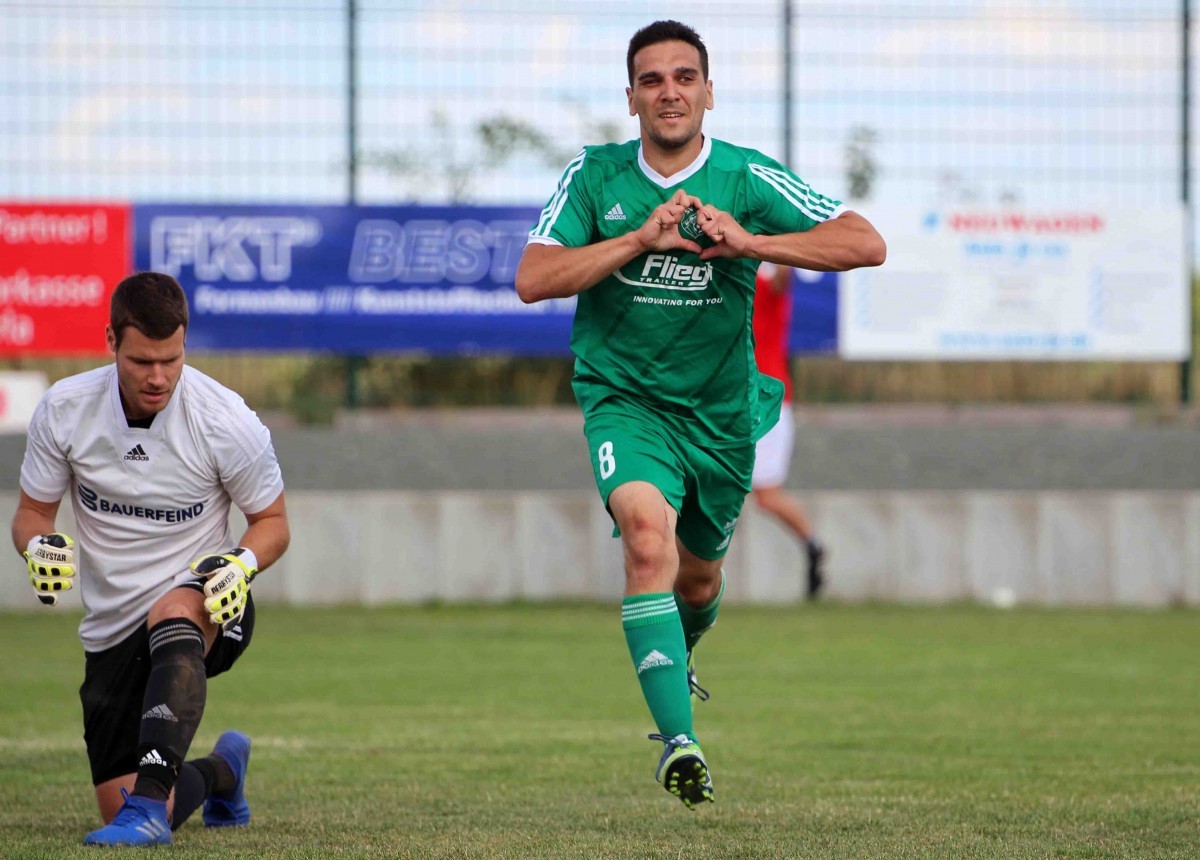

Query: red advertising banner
<box><xmin>0</xmin><ymin>203</ymin><xmax>131</xmax><ymax>355</ymax></box>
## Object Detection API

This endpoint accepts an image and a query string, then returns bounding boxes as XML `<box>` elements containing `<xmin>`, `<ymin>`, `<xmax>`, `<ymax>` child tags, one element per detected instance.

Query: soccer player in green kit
<box><xmin>515</xmin><ymin>19</ymin><xmax>885</xmax><ymax>809</ymax></box>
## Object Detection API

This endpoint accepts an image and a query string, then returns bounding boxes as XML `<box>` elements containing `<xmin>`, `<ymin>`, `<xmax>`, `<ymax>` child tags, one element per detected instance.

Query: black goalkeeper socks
<box><xmin>171</xmin><ymin>755</ymin><xmax>234</xmax><ymax>829</ymax></box>
<box><xmin>171</xmin><ymin>762</ymin><xmax>206</xmax><ymax>828</ymax></box>
<box><xmin>133</xmin><ymin>618</ymin><xmax>207</xmax><ymax>801</ymax></box>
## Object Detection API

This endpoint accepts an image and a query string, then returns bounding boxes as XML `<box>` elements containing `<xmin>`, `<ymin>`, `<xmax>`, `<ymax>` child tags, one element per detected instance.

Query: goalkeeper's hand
<box><xmin>190</xmin><ymin>548</ymin><xmax>258</xmax><ymax>631</ymax></box>
<box><xmin>25</xmin><ymin>533</ymin><xmax>77</xmax><ymax>607</ymax></box>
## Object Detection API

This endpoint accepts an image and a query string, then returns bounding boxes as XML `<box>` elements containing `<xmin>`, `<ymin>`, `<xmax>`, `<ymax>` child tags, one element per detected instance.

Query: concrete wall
<box><xmin>4</xmin><ymin>408</ymin><xmax>1196</xmax><ymax>610</ymax></box>
<box><xmin>4</xmin><ymin>408</ymin><xmax>1200</xmax><ymax>494</ymax></box>
<box><xmin>4</xmin><ymin>490</ymin><xmax>1197</xmax><ymax>610</ymax></box>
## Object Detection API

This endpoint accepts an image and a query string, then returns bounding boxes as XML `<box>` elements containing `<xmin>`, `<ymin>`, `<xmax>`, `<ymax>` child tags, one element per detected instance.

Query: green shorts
<box><xmin>583</xmin><ymin>408</ymin><xmax>755</xmax><ymax>560</ymax></box>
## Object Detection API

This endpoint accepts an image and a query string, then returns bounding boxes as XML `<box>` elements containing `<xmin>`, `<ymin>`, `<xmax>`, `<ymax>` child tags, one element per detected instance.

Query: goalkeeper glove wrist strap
<box><xmin>228</xmin><ymin>547</ymin><xmax>259</xmax><ymax>578</ymax></box>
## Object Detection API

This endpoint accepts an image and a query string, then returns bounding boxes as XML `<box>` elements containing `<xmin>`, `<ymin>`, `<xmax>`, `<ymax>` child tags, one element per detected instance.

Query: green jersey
<box><xmin>529</xmin><ymin>136</ymin><xmax>844</xmax><ymax>448</ymax></box>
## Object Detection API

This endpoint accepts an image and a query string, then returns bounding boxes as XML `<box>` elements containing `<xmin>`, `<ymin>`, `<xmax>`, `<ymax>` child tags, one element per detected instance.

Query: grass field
<box><xmin>1</xmin><ymin>603</ymin><xmax>1197</xmax><ymax>859</ymax></box>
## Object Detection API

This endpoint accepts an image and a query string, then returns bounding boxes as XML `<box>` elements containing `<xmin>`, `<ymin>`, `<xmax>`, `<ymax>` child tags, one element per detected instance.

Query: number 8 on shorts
<box><xmin>597</xmin><ymin>441</ymin><xmax>616</xmax><ymax>480</ymax></box>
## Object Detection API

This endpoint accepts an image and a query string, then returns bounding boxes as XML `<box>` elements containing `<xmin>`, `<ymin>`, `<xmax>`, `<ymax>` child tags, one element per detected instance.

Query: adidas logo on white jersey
<box><xmin>605</xmin><ymin>203</ymin><xmax>627</xmax><ymax>221</ymax></box>
<box><xmin>142</xmin><ymin>704</ymin><xmax>178</xmax><ymax>722</ymax></box>
<box><xmin>637</xmin><ymin>649</ymin><xmax>674</xmax><ymax>674</ymax></box>
<box><xmin>124</xmin><ymin>444</ymin><xmax>149</xmax><ymax>462</ymax></box>
<box><xmin>139</xmin><ymin>748</ymin><xmax>168</xmax><ymax>768</ymax></box>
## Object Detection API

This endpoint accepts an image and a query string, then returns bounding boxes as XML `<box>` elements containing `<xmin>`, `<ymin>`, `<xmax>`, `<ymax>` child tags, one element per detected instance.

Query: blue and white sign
<box><xmin>134</xmin><ymin>204</ymin><xmax>573</xmax><ymax>354</ymax></box>
<box><xmin>134</xmin><ymin>203</ymin><xmax>840</xmax><ymax>356</ymax></box>
<box><xmin>840</xmin><ymin>206</ymin><xmax>1189</xmax><ymax>360</ymax></box>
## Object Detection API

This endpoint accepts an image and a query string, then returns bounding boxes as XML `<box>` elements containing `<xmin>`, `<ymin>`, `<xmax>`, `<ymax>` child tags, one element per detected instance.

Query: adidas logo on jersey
<box><xmin>124</xmin><ymin>444</ymin><xmax>149</xmax><ymax>462</ymax></box>
<box><xmin>605</xmin><ymin>203</ymin><xmax>627</xmax><ymax>221</ymax></box>
<box><xmin>637</xmin><ymin>649</ymin><xmax>674</xmax><ymax>674</ymax></box>
<box><xmin>139</xmin><ymin>748</ymin><xmax>168</xmax><ymax>768</ymax></box>
<box><xmin>141</xmin><ymin>704</ymin><xmax>178</xmax><ymax>722</ymax></box>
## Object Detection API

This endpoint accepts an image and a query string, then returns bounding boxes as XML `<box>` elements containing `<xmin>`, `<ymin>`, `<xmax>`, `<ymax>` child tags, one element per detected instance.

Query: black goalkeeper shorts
<box><xmin>78</xmin><ymin>594</ymin><xmax>256</xmax><ymax>786</ymax></box>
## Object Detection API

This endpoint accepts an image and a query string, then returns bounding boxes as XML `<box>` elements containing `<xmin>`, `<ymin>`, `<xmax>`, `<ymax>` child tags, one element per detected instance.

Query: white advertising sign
<box><xmin>0</xmin><ymin>370</ymin><xmax>47</xmax><ymax>431</ymax></box>
<box><xmin>840</xmin><ymin>207</ymin><xmax>1189</xmax><ymax>360</ymax></box>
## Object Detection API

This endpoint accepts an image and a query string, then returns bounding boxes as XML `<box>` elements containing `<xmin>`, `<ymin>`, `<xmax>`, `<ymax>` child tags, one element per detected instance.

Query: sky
<box><xmin>0</xmin><ymin>0</ymin><xmax>1189</xmax><ymax>212</ymax></box>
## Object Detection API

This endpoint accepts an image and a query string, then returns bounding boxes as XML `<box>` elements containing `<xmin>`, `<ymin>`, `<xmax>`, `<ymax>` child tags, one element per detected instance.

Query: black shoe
<box><xmin>805</xmin><ymin>540</ymin><xmax>826</xmax><ymax>599</ymax></box>
<box><xmin>686</xmin><ymin>651</ymin><xmax>710</xmax><ymax>701</ymax></box>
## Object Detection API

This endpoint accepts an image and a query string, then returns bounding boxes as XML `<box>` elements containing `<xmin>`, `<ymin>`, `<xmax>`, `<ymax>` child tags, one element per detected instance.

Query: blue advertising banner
<box><xmin>133</xmin><ymin>204</ymin><xmax>837</xmax><ymax>355</ymax></box>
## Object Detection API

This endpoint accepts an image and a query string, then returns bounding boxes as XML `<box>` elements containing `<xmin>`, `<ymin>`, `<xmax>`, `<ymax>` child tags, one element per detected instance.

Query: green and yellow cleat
<box><xmin>649</xmin><ymin>733</ymin><xmax>714</xmax><ymax>810</ymax></box>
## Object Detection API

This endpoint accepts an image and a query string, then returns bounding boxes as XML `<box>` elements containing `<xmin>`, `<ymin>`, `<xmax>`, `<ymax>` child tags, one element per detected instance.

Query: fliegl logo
<box><xmin>615</xmin><ymin>254</ymin><xmax>713</xmax><ymax>291</ymax></box>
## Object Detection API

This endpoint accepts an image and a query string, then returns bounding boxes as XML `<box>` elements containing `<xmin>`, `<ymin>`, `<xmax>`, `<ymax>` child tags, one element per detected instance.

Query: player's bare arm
<box><xmin>236</xmin><ymin>490</ymin><xmax>290</xmax><ymax>574</ymax></box>
<box><xmin>697</xmin><ymin>208</ymin><xmax>886</xmax><ymax>271</ymax></box>
<box><xmin>516</xmin><ymin>189</ymin><xmax>703</xmax><ymax>303</ymax></box>
<box><xmin>11</xmin><ymin>489</ymin><xmax>60</xmax><ymax>555</ymax></box>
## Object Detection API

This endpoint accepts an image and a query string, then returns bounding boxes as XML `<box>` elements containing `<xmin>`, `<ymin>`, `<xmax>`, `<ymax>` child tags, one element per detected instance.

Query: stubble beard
<box><xmin>645</xmin><ymin>119</ymin><xmax>702</xmax><ymax>153</ymax></box>
<box><xmin>119</xmin><ymin>382</ymin><xmax>172</xmax><ymax>419</ymax></box>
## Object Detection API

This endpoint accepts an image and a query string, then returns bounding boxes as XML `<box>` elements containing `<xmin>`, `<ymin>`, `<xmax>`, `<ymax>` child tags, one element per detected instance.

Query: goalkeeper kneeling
<box><xmin>12</xmin><ymin>272</ymin><xmax>290</xmax><ymax>846</ymax></box>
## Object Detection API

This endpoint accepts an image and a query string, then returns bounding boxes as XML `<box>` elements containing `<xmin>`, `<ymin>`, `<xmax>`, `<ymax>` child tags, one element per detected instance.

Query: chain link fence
<box><xmin>0</xmin><ymin>1</ymin><xmax>1191</xmax><ymax>410</ymax></box>
<box><xmin>3</xmin><ymin>1</ymin><xmax>1185</xmax><ymax>207</ymax></box>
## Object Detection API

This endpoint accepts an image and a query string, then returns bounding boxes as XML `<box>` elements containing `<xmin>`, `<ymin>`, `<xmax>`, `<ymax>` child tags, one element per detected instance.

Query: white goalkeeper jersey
<box><xmin>19</xmin><ymin>364</ymin><xmax>284</xmax><ymax>652</ymax></box>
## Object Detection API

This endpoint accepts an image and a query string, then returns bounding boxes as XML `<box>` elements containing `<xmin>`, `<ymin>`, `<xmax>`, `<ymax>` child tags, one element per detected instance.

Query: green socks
<box><xmin>674</xmin><ymin>571</ymin><xmax>725</xmax><ymax>653</ymax></box>
<box><xmin>622</xmin><ymin>593</ymin><xmax>694</xmax><ymax>741</ymax></box>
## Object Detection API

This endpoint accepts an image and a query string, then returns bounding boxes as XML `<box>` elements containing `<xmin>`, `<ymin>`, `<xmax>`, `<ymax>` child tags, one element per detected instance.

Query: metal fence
<box><xmin>1</xmin><ymin>1</ymin><xmax>1191</xmax><ymax>410</ymax></box>
<box><xmin>1</xmin><ymin>1</ymin><xmax>1187</xmax><ymax>209</ymax></box>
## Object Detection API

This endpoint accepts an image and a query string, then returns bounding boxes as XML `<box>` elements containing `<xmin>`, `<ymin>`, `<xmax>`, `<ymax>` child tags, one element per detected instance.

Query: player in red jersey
<box><xmin>750</xmin><ymin>261</ymin><xmax>826</xmax><ymax>597</ymax></box>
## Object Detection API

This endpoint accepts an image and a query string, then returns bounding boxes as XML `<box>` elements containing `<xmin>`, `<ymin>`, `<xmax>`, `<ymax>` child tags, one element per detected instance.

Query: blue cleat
<box><xmin>83</xmin><ymin>789</ymin><xmax>172</xmax><ymax>846</ymax></box>
<box><xmin>202</xmin><ymin>730</ymin><xmax>252</xmax><ymax>827</ymax></box>
<box><xmin>649</xmin><ymin>733</ymin><xmax>714</xmax><ymax>810</ymax></box>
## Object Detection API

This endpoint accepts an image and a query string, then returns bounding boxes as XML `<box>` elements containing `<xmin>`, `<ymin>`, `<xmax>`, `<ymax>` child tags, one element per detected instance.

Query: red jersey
<box><xmin>753</xmin><ymin>262</ymin><xmax>793</xmax><ymax>402</ymax></box>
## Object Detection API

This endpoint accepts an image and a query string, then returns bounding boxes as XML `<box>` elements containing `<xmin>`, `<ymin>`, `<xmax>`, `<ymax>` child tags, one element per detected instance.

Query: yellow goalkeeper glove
<box><xmin>190</xmin><ymin>548</ymin><xmax>258</xmax><ymax>631</ymax></box>
<box><xmin>25</xmin><ymin>533</ymin><xmax>76</xmax><ymax>607</ymax></box>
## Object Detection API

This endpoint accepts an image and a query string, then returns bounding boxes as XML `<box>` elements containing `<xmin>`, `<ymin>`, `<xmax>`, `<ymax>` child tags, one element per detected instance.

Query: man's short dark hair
<box><xmin>626</xmin><ymin>20</ymin><xmax>708</xmax><ymax>85</ymax></box>
<box><xmin>110</xmin><ymin>272</ymin><xmax>189</xmax><ymax>347</ymax></box>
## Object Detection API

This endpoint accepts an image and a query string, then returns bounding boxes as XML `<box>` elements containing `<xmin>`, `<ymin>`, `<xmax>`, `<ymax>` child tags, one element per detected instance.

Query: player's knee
<box><xmin>146</xmin><ymin>593</ymin><xmax>205</xmax><ymax>630</ymax></box>
<box><xmin>675</xmin><ymin>559</ymin><xmax>722</xmax><ymax>606</ymax></box>
<box><xmin>624</xmin><ymin>529</ymin><xmax>672</xmax><ymax>572</ymax></box>
<box><xmin>621</xmin><ymin>514</ymin><xmax>674</xmax><ymax>574</ymax></box>
<box><xmin>675</xmin><ymin>576</ymin><xmax>718</xmax><ymax>607</ymax></box>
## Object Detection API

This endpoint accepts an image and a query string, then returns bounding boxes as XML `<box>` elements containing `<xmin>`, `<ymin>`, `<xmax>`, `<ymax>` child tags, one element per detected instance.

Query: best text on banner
<box><xmin>0</xmin><ymin>203</ymin><xmax>130</xmax><ymax>356</ymax></box>
<box><xmin>135</xmin><ymin>204</ymin><xmax>574</xmax><ymax>355</ymax></box>
<box><xmin>839</xmin><ymin>207</ymin><xmax>1189</xmax><ymax>360</ymax></box>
